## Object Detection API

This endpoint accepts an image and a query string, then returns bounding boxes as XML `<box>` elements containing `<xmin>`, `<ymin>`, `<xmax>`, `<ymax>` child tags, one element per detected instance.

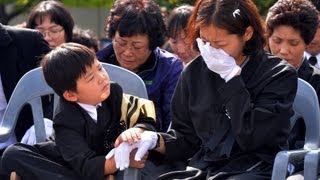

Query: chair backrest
<box><xmin>271</xmin><ymin>78</ymin><xmax>320</xmax><ymax>180</ymax></box>
<box><xmin>0</xmin><ymin>62</ymin><xmax>148</xmax><ymax>143</ymax></box>
<box><xmin>290</xmin><ymin>78</ymin><xmax>320</xmax><ymax>149</ymax></box>
<box><xmin>101</xmin><ymin>63</ymin><xmax>148</xmax><ymax>99</ymax></box>
<box><xmin>0</xmin><ymin>67</ymin><xmax>53</xmax><ymax>143</ymax></box>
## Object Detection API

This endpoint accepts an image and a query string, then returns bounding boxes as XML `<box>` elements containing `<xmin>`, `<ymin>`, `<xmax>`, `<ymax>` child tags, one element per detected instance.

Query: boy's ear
<box><xmin>63</xmin><ymin>90</ymin><xmax>78</xmax><ymax>102</ymax></box>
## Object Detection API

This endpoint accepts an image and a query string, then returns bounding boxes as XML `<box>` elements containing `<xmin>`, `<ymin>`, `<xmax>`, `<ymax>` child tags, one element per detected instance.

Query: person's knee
<box><xmin>2</xmin><ymin>143</ymin><xmax>28</xmax><ymax>168</ymax></box>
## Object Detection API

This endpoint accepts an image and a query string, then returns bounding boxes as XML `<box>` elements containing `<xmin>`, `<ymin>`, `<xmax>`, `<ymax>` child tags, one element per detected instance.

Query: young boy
<box><xmin>1</xmin><ymin>43</ymin><xmax>156</xmax><ymax>179</ymax></box>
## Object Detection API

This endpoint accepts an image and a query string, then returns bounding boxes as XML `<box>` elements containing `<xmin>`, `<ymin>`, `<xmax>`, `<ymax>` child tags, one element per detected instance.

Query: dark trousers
<box><xmin>141</xmin><ymin>154</ymin><xmax>272</xmax><ymax>180</ymax></box>
<box><xmin>0</xmin><ymin>148</ymin><xmax>10</xmax><ymax>180</ymax></box>
<box><xmin>0</xmin><ymin>142</ymin><xmax>79</xmax><ymax>180</ymax></box>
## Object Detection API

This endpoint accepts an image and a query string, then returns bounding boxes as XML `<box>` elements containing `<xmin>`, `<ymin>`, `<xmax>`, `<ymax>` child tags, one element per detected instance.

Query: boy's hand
<box><xmin>114</xmin><ymin>128</ymin><xmax>144</xmax><ymax>147</ymax></box>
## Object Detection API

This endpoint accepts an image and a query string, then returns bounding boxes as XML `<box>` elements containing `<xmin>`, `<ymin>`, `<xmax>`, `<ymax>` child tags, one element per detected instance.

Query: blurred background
<box><xmin>0</xmin><ymin>0</ymin><xmax>278</xmax><ymax>38</ymax></box>
<box><xmin>7</xmin><ymin>0</ymin><xmax>320</xmax><ymax>49</ymax></box>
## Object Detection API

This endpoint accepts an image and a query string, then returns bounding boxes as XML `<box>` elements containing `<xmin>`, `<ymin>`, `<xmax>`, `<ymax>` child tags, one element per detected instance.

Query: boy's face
<box><xmin>70</xmin><ymin>59</ymin><xmax>110</xmax><ymax>105</ymax></box>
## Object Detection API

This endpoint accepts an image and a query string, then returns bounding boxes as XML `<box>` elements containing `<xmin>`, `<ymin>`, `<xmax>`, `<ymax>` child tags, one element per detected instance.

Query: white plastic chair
<box><xmin>271</xmin><ymin>78</ymin><xmax>320</xmax><ymax>180</ymax></box>
<box><xmin>303</xmin><ymin>148</ymin><xmax>320</xmax><ymax>180</ymax></box>
<box><xmin>0</xmin><ymin>67</ymin><xmax>54</xmax><ymax>144</ymax></box>
<box><xmin>102</xmin><ymin>63</ymin><xmax>146</xmax><ymax>180</ymax></box>
<box><xmin>102</xmin><ymin>63</ymin><xmax>148</xmax><ymax>98</ymax></box>
<box><xmin>0</xmin><ymin>62</ymin><xmax>145</xmax><ymax>180</ymax></box>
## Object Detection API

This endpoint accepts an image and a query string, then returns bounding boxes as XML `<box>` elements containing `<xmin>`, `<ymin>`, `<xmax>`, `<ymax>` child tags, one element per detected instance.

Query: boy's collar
<box><xmin>77</xmin><ymin>102</ymin><xmax>102</xmax><ymax>123</ymax></box>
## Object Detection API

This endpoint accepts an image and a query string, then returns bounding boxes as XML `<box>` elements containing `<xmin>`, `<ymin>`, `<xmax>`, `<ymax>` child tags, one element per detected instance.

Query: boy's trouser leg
<box><xmin>1</xmin><ymin>143</ymin><xmax>79</xmax><ymax>180</ymax></box>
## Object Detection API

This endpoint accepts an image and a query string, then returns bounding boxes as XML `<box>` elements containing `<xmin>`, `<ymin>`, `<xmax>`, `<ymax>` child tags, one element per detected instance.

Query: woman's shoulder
<box><xmin>183</xmin><ymin>55</ymin><xmax>205</xmax><ymax>72</ymax></box>
<box><xmin>155</xmin><ymin>47</ymin><xmax>183</xmax><ymax>66</ymax></box>
<box><xmin>251</xmin><ymin>51</ymin><xmax>295</xmax><ymax>73</ymax></box>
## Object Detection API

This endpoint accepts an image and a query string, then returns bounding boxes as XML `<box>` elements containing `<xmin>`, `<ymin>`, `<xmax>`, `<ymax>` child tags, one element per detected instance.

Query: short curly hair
<box><xmin>105</xmin><ymin>0</ymin><xmax>166</xmax><ymax>50</ymax></box>
<box><xmin>266</xmin><ymin>0</ymin><xmax>319</xmax><ymax>45</ymax></box>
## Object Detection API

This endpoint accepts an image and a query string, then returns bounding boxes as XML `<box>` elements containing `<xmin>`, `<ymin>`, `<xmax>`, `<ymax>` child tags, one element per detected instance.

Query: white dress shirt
<box><xmin>77</xmin><ymin>102</ymin><xmax>102</xmax><ymax>123</ymax></box>
<box><xmin>304</xmin><ymin>51</ymin><xmax>320</xmax><ymax>69</ymax></box>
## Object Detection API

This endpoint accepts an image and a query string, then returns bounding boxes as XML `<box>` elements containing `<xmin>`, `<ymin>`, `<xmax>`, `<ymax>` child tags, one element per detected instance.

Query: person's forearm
<box><xmin>104</xmin><ymin>158</ymin><xmax>117</xmax><ymax>175</ymax></box>
<box><xmin>154</xmin><ymin>133</ymin><xmax>165</xmax><ymax>154</ymax></box>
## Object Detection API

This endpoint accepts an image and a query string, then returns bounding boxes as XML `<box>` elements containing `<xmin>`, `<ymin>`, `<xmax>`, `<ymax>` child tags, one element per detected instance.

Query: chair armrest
<box><xmin>0</xmin><ymin>127</ymin><xmax>13</xmax><ymax>143</ymax></box>
<box><xmin>304</xmin><ymin>149</ymin><xmax>320</xmax><ymax>180</ymax></box>
<box><xmin>115</xmin><ymin>167</ymin><xmax>140</xmax><ymax>180</ymax></box>
<box><xmin>123</xmin><ymin>167</ymin><xmax>140</xmax><ymax>180</ymax></box>
<box><xmin>271</xmin><ymin>149</ymin><xmax>309</xmax><ymax>180</ymax></box>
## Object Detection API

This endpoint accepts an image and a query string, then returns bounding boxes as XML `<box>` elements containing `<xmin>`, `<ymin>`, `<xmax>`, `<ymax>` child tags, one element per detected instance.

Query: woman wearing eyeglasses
<box><xmin>19</xmin><ymin>1</ymin><xmax>75</xmax><ymax>146</ymax></box>
<box><xmin>96</xmin><ymin>0</ymin><xmax>183</xmax><ymax>133</ymax></box>
<box><xmin>26</xmin><ymin>1</ymin><xmax>74</xmax><ymax>49</ymax></box>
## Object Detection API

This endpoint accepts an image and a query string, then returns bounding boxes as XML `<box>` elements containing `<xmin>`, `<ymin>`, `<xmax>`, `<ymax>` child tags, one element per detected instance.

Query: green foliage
<box><xmin>62</xmin><ymin>0</ymin><xmax>114</xmax><ymax>8</ymax></box>
<box><xmin>253</xmin><ymin>0</ymin><xmax>277</xmax><ymax>17</ymax></box>
<box><xmin>0</xmin><ymin>0</ymin><xmax>36</xmax><ymax>5</ymax></box>
<box><xmin>155</xmin><ymin>0</ymin><xmax>277</xmax><ymax>17</ymax></box>
<box><xmin>156</xmin><ymin>0</ymin><xmax>195</xmax><ymax>9</ymax></box>
<box><xmin>0</xmin><ymin>0</ymin><xmax>278</xmax><ymax>25</ymax></box>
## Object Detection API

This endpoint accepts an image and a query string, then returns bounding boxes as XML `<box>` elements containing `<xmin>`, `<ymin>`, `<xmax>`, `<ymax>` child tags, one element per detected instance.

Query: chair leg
<box><xmin>10</xmin><ymin>172</ymin><xmax>20</xmax><ymax>180</ymax></box>
<box><xmin>105</xmin><ymin>174</ymin><xmax>115</xmax><ymax>180</ymax></box>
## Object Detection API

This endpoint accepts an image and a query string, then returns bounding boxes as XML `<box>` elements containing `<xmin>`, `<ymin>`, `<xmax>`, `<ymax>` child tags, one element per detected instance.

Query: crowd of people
<box><xmin>0</xmin><ymin>0</ymin><xmax>320</xmax><ymax>179</ymax></box>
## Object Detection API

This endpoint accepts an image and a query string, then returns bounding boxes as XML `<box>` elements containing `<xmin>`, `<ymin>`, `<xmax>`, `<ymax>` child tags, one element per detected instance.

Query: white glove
<box><xmin>105</xmin><ymin>142</ymin><xmax>136</xmax><ymax>171</ymax></box>
<box><xmin>21</xmin><ymin>118</ymin><xmax>53</xmax><ymax>145</ymax></box>
<box><xmin>196</xmin><ymin>38</ymin><xmax>241</xmax><ymax>82</ymax></box>
<box><xmin>134</xmin><ymin>131</ymin><xmax>158</xmax><ymax>161</ymax></box>
<box><xmin>105</xmin><ymin>131</ymin><xmax>158</xmax><ymax>170</ymax></box>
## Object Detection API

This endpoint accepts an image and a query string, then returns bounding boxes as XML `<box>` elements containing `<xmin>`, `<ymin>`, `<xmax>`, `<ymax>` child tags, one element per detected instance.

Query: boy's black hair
<box><xmin>41</xmin><ymin>43</ymin><xmax>95</xmax><ymax>97</ymax></box>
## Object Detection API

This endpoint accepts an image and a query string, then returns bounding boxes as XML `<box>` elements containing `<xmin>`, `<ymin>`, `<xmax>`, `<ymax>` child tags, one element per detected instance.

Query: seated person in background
<box><xmin>266</xmin><ymin>0</ymin><xmax>320</xmax><ymax>147</ymax></box>
<box><xmin>1</xmin><ymin>43</ymin><xmax>156</xmax><ymax>180</ymax></box>
<box><xmin>0</xmin><ymin>23</ymin><xmax>50</xmax><ymax>153</ymax></box>
<box><xmin>0</xmin><ymin>23</ymin><xmax>50</xmax><ymax>180</ymax></box>
<box><xmin>71</xmin><ymin>26</ymin><xmax>100</xmax><ymax>53</ymax></box>
<box><xmin>21</xmin><ymin>0</ymin><xmax>75</xmax><ymax>145</ymax></box>
<box><xmin>26</xmin><ymin>0</ymin><xmax>74</xmax><ymax>49</ymax></box>
<box><xmin>108</xmin><ymin>0</ymin><xmax>298</xmax><ymax>179</ymax></box>
<box><xmin>266</xmin><ymin>0</ymin><xmax>320</xmax><ymax>178</ymax></box>
<box><xmin>166</xmin><ymin>5</ymin><xmax>199</xmax><ymax>67</ymax></box>
<box><xmin>96</xmin><ymin>0</ymin><xmax>183</xmax><ymax>132</ymax></box>
<box><xmin>305</xmin><ymin>14</ymin><xmax>320</xmax><ymax>69</ymax></box>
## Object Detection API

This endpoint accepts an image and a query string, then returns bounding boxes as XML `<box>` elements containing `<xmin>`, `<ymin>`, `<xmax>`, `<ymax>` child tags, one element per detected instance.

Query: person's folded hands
<box><xmin>196</xmin><ymin>38</ymin><xmax>241</xmax><ymax>82</ymax></box>
<box><xmin>105</xmin><ymin>131</ymin><xmax>158</xmax><ymax>170</ymax></box>
<box><xmin>105</xmin><ymin>142</ymin><xmax>137</xmax><ymax>171</ymax></box>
